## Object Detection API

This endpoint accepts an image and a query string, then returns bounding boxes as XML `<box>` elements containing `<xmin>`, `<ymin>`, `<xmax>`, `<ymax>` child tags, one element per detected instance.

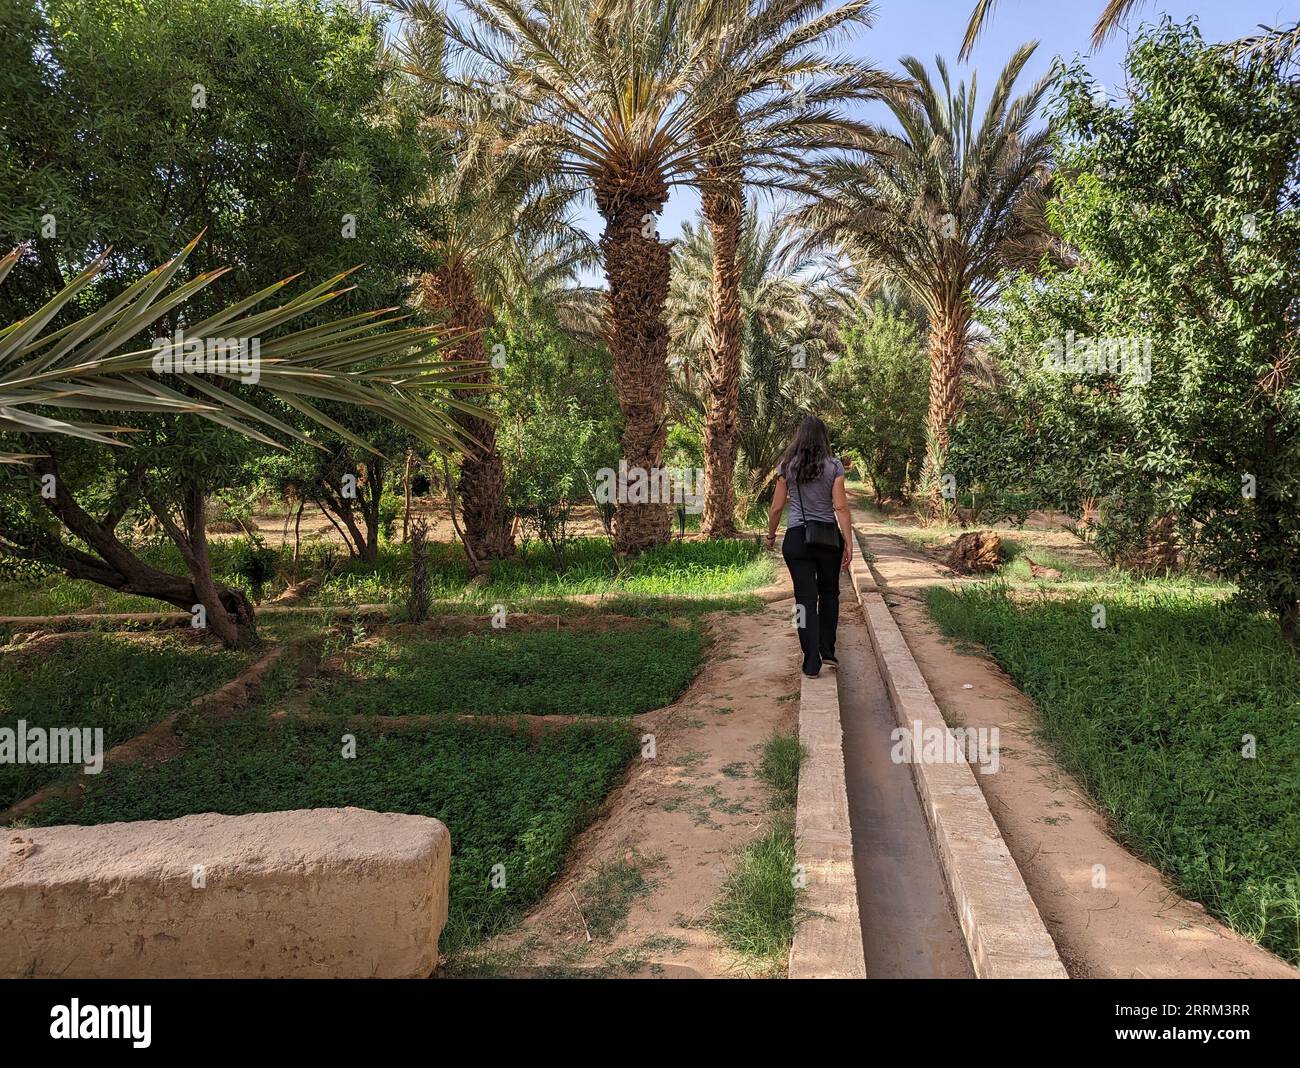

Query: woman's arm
<box><xmin>833</xmin><ymin>475</ymin><xmax>852</xmax><ymax>570</ymax></box>
<box><xmin>765</xmin><ymin>477</ymin><xmax>788</xmax><ymax>549</ymax></box>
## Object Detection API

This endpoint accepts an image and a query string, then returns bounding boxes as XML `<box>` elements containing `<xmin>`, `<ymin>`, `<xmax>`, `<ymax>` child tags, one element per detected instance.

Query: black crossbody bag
<box><xmin>793</xmin><ymin>472</ymin><xmax>841</xmax><ymax>548</ymax></box>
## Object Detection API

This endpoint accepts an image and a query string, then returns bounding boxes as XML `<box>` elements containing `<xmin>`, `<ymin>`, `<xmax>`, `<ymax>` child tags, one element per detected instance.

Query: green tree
<box><xmin>826</xmin><ymin>300</ymin><xmax>928</xmax><ymax>503</ymax></box>
<box><xmin>668</xmin><ymin>207</ymin><xmax>834</xmax><ymax>509</ymax></box>
<box><xmin>964</xmin><ymin>21</ymin><xmax>1300</xmax><ymax>637</ymax></box>
<box><xmin>1</xmin><ymin>0</ymin><xmax>439</xmax><ymax>317</ymax></box>
<box><xmin>0</xmin><ymin>0</ymin><xmax>471</xmax><ymax>644</ymax></box>
<box><xmin>688</xmin><ymin>0</ymin><xmax>899</xmax><ymax>536</ymax></box>
<box><xmin>426</xmin><ymin>0</ymin><xmax>753</xmax><ymax>552</ymax></box>
<box><xmin>0</xmin><ymin>240</ymin><xmax>476</xmax><ymax>647</ymax></box>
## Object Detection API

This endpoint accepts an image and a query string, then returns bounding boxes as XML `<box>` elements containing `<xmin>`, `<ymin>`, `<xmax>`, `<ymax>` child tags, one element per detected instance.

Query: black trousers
<box><xmin>782</xmin><ymin>524</ymin><xmax>842</xmax><ymax>675</ymax></box>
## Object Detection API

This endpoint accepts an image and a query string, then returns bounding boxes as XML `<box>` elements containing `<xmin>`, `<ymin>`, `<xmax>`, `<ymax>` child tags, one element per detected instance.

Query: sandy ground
<box><xmin>853</xmin><ymin>500</ymin><xmax>1299</xmax><ymax>979</ymax></box>
<box><xmin>455</xmin><ymin>574</ymin><xmax>802</xmax><ymax>978</ymax></box>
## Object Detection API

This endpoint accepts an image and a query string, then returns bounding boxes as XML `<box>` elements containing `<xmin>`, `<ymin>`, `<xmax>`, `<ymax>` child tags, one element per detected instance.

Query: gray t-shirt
<box><xmin>780</xmin><ymin>455</ymin><xmax>845</xmax><ymax>527</ymax></box>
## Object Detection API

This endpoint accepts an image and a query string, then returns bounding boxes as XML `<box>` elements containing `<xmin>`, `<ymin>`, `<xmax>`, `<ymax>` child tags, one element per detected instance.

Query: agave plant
<box><xmin>687</xmin><ymin>0</ymin><xmax>903</xmax><ymax>535</ymax></box>
<box><xmin>788</xmin><ymin>44</ymin><xmax>1053</xmax><ymax>514</ymax></box>
<box><xmin>0</xmin><ymin>235</ymin><xmax>485</xmax><ymax>646</ymax></box>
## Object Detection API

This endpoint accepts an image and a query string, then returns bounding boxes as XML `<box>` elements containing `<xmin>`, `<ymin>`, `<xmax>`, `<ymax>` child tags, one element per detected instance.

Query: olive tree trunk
<box><xmin>30</xmin><ymin>455</ymin><xmax>255</xmax><ymax>648</ymax></box>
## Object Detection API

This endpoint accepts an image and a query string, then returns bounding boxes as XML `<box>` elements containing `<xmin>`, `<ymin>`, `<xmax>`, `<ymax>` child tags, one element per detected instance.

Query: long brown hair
<box><xmin>778</xmin><ymin>415</ymin><xmax>831</xmax><ymax>484</ymax></box>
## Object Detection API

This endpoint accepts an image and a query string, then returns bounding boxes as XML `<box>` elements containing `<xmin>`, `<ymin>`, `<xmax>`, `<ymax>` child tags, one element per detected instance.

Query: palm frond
<box><xmin>0</xmin><ymin>237</ymin><xmax>485</xmax><ymax>463</ymax></box>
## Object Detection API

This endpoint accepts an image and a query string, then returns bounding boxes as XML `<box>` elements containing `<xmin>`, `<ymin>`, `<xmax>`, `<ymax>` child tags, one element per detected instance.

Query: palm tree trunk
<box><xmin>422</xmin><ymin>260</ymin><xmax>513</xmax><ymax>564</ymax></box>
<box><xmin>596</xmin><ymin>173</ymin><xmax>672</xmax><ymax>553</ymax></box>
<box><xmin>699</xmin><ymin>156</ymin><xmax>744</xmax><ymax>538</ymax></box>
<box><xmin>925</xmin><ymin>304</ymin><xmax>969</xmax><ymax>515</ymax></box>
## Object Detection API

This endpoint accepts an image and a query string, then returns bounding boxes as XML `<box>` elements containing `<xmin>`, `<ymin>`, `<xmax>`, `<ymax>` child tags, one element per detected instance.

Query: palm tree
<box><xmin>0</xmin><ymin>235</ymin><xmax>483</xmax><ymax>646</ymax></box>
<box><xmin>789</xmin><ymin>44</ymin><xmax>1053</xmax><ymax>512</ymax></box>
<box><xmin>393</xmin><ymin>11</ymin><xmax>594</xmax><ymax>564</ymax></box>
<box><xmin>1223</xmin><ymin>22</ymin><xmax>1300</xmax><ymax>67</ymax></box>
<box><xmin>413</xmin><ymin>0</ymin><xmax>756</xmax><ymax>552</ymax></box>
<box><xmin>688</xmin><ymin>0</ymin><xmax>902</xmax><ymax>536</ymax></box>
<box><xmin>963</xmin><ymin>1</ymin><xmax>1300</xmax><ymax>66</ymax></box>
<box><xmin>960</xmin><ymin>1</ymin><xmax>1149</xmax><ymax>58</ymax></box>
<box><xmin>668</xmin><ymin>206</ymin><xmax>836</xmax><ymax>509</ymax></box>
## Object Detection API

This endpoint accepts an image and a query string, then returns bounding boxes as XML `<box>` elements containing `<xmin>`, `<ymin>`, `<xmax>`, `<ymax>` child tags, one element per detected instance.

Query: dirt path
<box><xmin>853</xmin><ymin>503</ymin><xmax>1298</xmax><ymax>979</ymax></box>
<box><xmin>457</xmin><ymin>577</ymin><xmax>802</xmax><ymax>978</ymax></box>
<box><xmin>835</xmin><ymin>592</ymin><xmax>973</xmax><ymax>978</ymax></box>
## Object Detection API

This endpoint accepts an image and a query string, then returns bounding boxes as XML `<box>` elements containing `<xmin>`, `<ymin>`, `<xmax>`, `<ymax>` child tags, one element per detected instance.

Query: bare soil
<box><xmin>229</xmin><ymin>498</ymin><xmax>613</xmax><ymax>550</ymax></box>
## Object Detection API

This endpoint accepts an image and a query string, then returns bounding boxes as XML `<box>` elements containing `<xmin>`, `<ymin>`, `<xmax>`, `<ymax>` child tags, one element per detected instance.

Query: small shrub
<box><xmin>229</xmin><ymin>536</ymin><xmax>279</xmax><ymax>603</ymax></box>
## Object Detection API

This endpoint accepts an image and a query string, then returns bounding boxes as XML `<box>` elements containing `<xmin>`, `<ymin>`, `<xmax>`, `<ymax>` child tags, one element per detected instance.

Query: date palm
<box><xmin>668</xmin><ymin>206</ymin><xmax>836</xmax><ymax>505</ymax></box>
<box><xmin>788</xmin><ymin>44</ymin><xmax>1054</xmax><ymax>513</ymax></box>
<box><xmin>961</xmin><ymin>1</ymin><xmax>1148</xmax><ymax>58</ymax></box>
<box><xmin>417</xmin><ymin>0</ymin><xmax>759</xmax><ymax>552</ymax></box>
<box><xmin>689</xmin><ymin>0</ymin><xmax>902</xmax><ymax>535</ymax></box>
<box><xmin>964</xmin><ymin>3</ymin><xmax>1300</xmax><ymax>71</ymax></box>
<box><xmin>393</xmin><ymin>12</ymin><xmax>594</xmax><ymax>563</ymax></box>
<box><xmin>414</xmin><ymin>161</ymin><xmax>591</xmax><ymax>564</ymax></box>
<box><xmin>0</xmin><ymin>235</ymin><xmax>477</xmax><ymax>460</ymax></box>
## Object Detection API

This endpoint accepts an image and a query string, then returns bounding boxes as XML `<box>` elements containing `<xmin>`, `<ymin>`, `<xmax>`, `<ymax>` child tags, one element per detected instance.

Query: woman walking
<box><xmin>765</xmin><ymin>415</ymin><xmax>853</xmax><ymax>678</ymax></box>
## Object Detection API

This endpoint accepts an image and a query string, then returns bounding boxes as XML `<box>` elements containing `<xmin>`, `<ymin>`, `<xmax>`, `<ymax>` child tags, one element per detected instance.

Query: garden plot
<box><xmin>927</xmin><ymin>583</ymin><xmax>1300</xmax><ymax>967</ymax></box>
<box><xmin>0</xmin><ymin>537</ymin><xmax>776</xmax><ymax>621</ymax></box>
<box><xmin>8</xmin><ymin>612</ymin><xmax>718</xmax><ymax>956</ymax></box>
<box><xmin>307</xmin><ymin>616</ymin><xmax>706</xmax><ymax>718</ymax></box>
<box><xmin>22</xmin><ymin>706</ymin><xmax>638</xmax><ymax>953</ymax></box>
<box><xmin>0</xmin><ymin>631</ymin><xmax>249</xmax><ymax>809</ymax></box>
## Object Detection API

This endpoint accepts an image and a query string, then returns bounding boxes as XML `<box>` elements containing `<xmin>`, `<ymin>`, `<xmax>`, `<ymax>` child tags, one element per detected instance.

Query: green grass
<box><xmin>708</xmin><ymin>728</ymin><xmax>806</xmax><ymax>974</ymax></box>
<box><xmin>311</xmin><ymin>623</ymin><xmax>706</xmax><ymax>717</ymax></box>
<box><xmin>997</xmin><ymin>539</ymin><xmax>1100</xmax><ymax>583</ymax></box>
<box><xmin>758</xmin><ymin>729</ymin><xmax>805</xmax><ymax>809</ymax></box>
<box><xmin>21</xmin><ymin>706</ymin><xmax>638</xmax><ymax>953</ymax></box>
<box><xmin>0</xmin><ymin>539</ymin><xmax>263</xmax><ymax>616</ymax></box>
<box><xmin>709</xmin><ymin>816</ymin><xmax>799</xmax><ymax>975</ymax></box>
<box><xmin>311</xmin><ymin>537</ymin><xmax>775</xmax><ymax>605</ymax></box>
<box><xmin>0</xmin><ymin>537</ymin><xmax>775</xmax><ymax>617</ymax></box>
<box><xmin>926</xmin><ymin>582</ymin><xmax>1300</xmax><ymax>963</ymax></box>
<box><xmin>576</xmin><ymin>851</ymin><xmax>662</xmax><ymax>939</ymax></box>
<box><xmin>0</xmin><ymin>633</ymin><xmax>247</xmax><ymax>808</ymax></box>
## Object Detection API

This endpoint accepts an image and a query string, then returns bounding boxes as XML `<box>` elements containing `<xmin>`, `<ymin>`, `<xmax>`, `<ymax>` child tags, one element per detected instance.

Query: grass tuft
<box><xmin>709</xmin><ymin>728</ymin><xmax>806</xmax><ymax>974</ymax></box>
<box><xmin>709</xmin><ymin>817</ymin><xmax>799</xmax><ymax>975</ymax></box>
<box><xmin>758</xmin><ymin>729</ymin><xmax>805</xmax><ymax>809</ymax></box>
